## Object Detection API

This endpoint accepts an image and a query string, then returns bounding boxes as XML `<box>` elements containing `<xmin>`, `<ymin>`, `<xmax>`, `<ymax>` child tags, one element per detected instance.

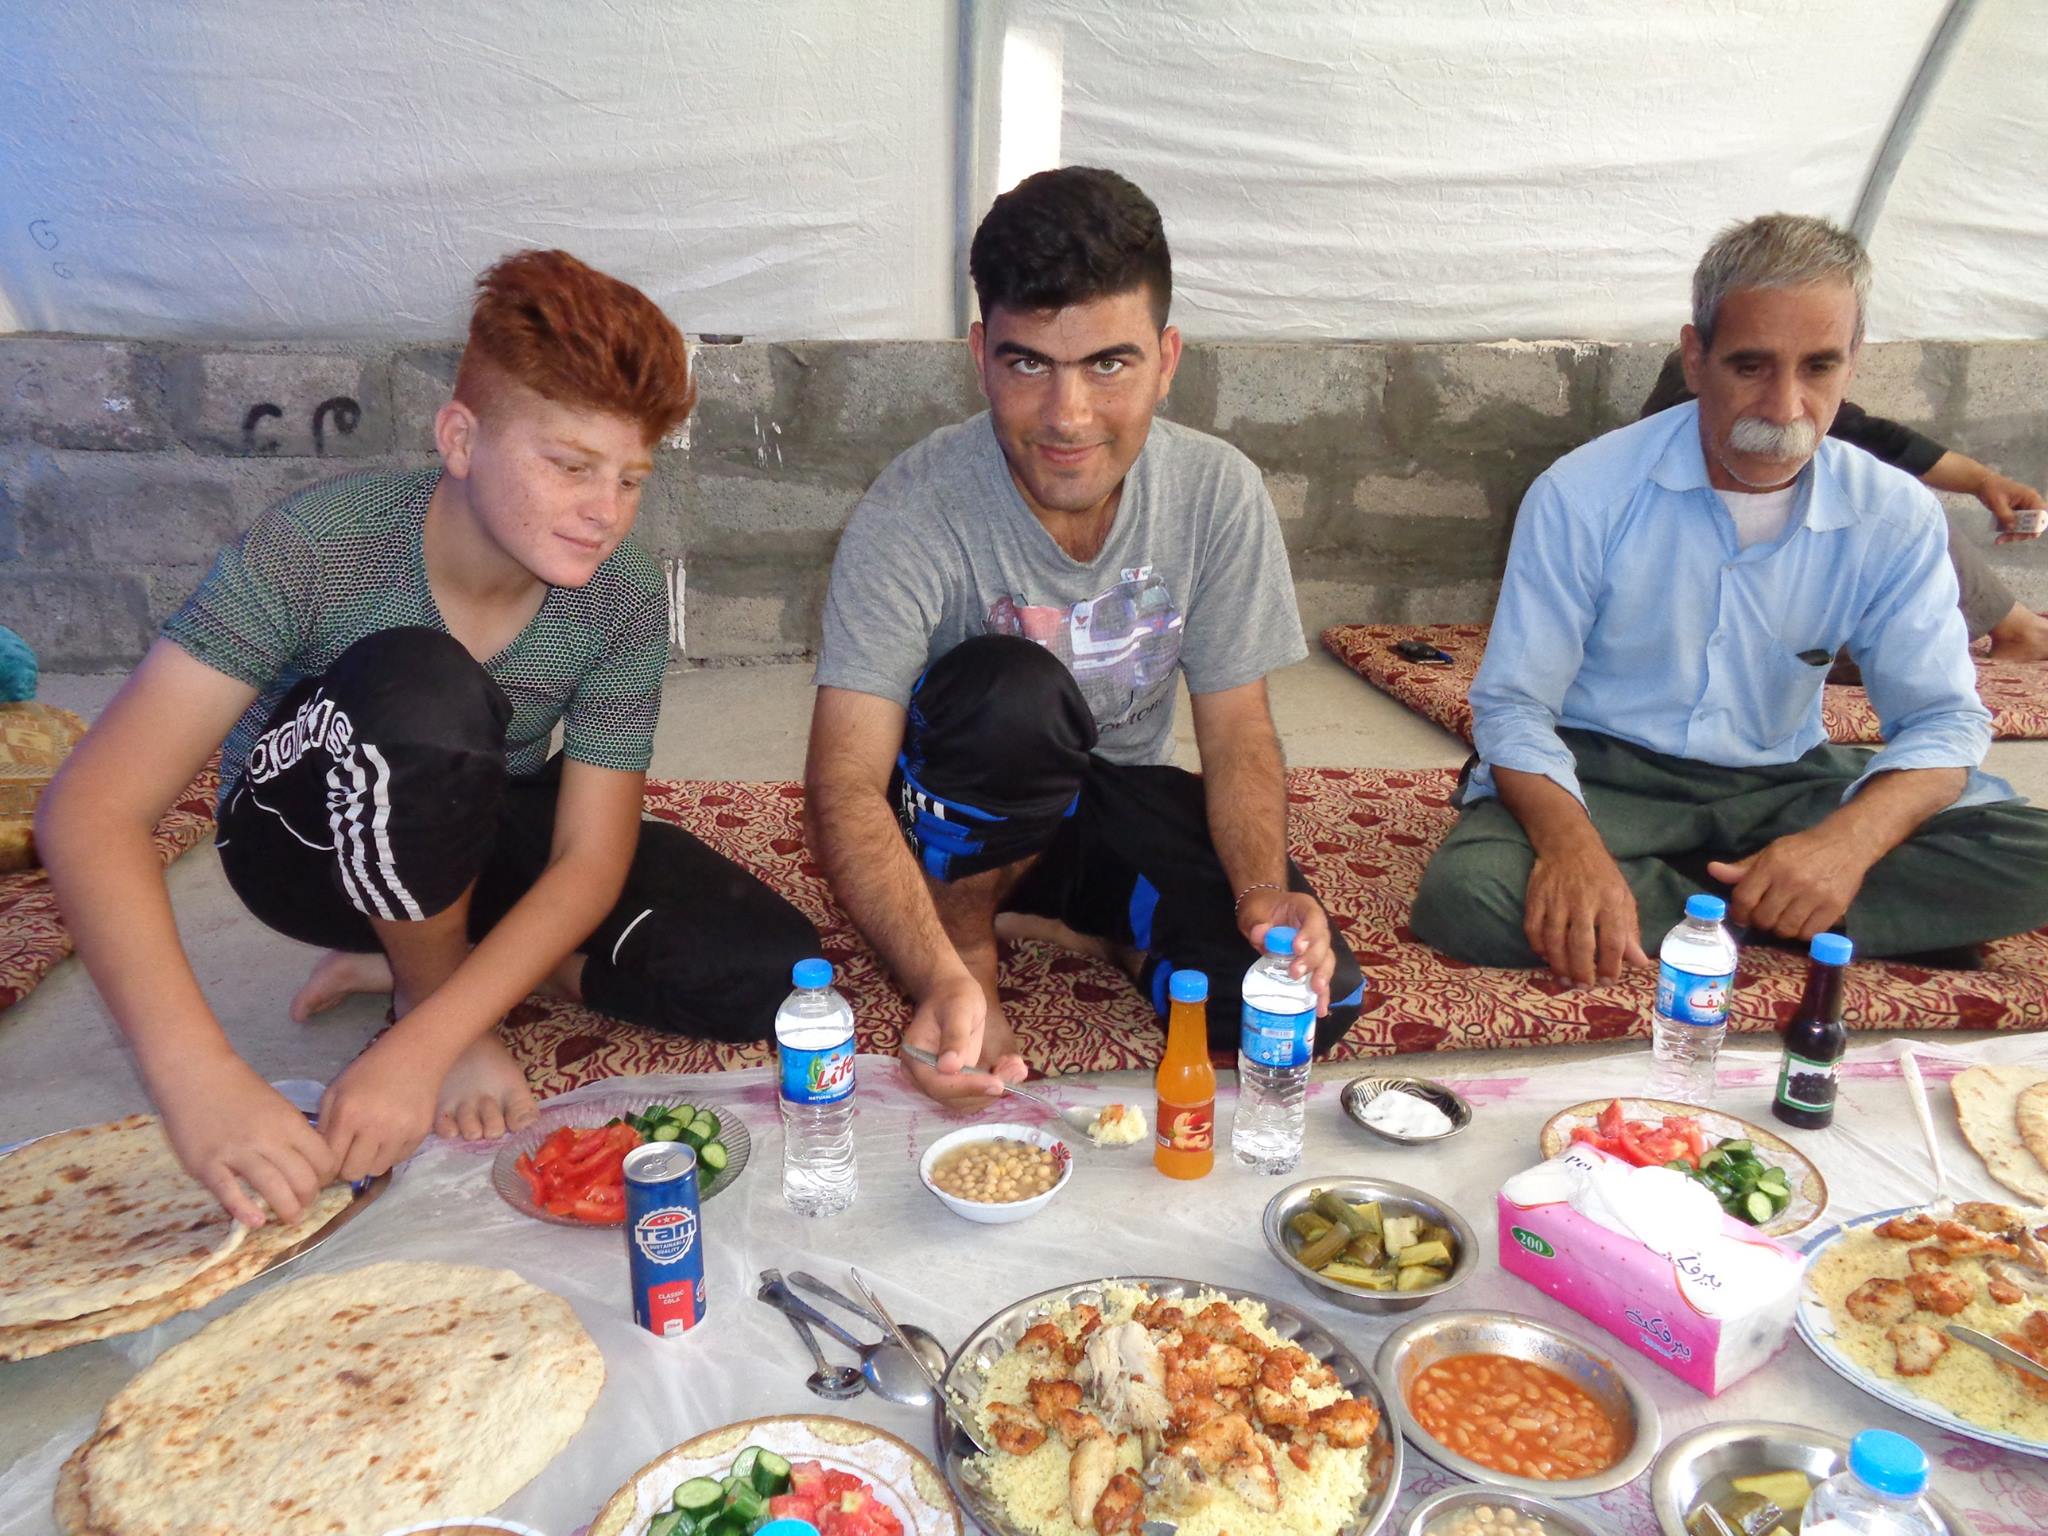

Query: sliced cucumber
<box><xmin>1744</xmin><ymin>1189</ymin><xmax>1776</xmax><ymax>1224</ymax></box>
<box><xmin>751</xmin><ymin>1448</ymin><xmax>793</xmax><ymax>1497</ymax></box>
<box><xmin>672</xmin><ymin>1476</ymin><xmax>724</xmax><ymax>1517</ymax></box>
<box><xmin>691</xmin><ymin>1111</ymin><xmax>723</xmax><ymax>1141</ymax></box>
<box><xmin>651</xmin><ymin>1121</ymin><xmax>685</xmax><ymax>1142</ymax></box>
<box><xmin>729</xmin><ymin>1447</ymin><xmax>761</xmax><ymax>1488</ymax></box>
<box><xmin>647</xmin><ymin>1511</ymin><xmax>685</xmax><ymax>1536</ymax></box>
<box><xmin>723</xmin><ymin>1481</ymin><xmax>767</xmax><ymax>1526</ymax></box>
<box><xmin>698</xmin><ymin>1139</ymin><xmax>729</xmax><ymax>1175</ymax></box>
<box><xmin>1720</xmin><ymin>1138</ymin><xmax>1753</xmax><ymax>1155</ymax></box>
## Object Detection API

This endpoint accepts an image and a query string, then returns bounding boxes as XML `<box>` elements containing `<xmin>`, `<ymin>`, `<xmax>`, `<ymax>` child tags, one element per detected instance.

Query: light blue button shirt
<box><xmin>1467</xmin><ymin>401</ymin><xmax>2009</xmax><ymax>810</ymax></box>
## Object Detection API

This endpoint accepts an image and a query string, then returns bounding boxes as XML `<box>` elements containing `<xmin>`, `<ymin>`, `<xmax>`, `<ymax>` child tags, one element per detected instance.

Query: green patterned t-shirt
<box><xmin>164</xmin><ymin>467</ymin><xmax>669</xmax><ymax>807</ymax></box>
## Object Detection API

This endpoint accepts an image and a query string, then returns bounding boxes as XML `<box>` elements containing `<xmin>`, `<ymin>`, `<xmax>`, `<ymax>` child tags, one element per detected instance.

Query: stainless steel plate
<box><xmin>934</xmin><ymin>1274</ymin><xmax>1403</xmax><ymax>1536</ymax></box>
<box><xmin>1648</xmin><ymin>1420</ymin><xmax>1979</xmax><ymax>1536</ymax></box>
<box><xmin>1401</xmin><ymin>1485</ymin><xmax>1599</xmax><ymax>1536</ymax></box>
<box><xmin>1341</xmin><ymin>1076</ymin><xmax>1473</xmax><ymax>1144</ymax></box>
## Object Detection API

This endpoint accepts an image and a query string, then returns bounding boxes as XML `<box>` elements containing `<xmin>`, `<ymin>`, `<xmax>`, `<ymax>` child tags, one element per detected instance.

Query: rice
<box><xmin>1810</xmin><ymin>1232</ymin><xmax>2048</xmax><ymax>1443</ymax></box>
<box><xmin>971</xmin><ymin>1285</ymin><xmax>1372</xmax><ymax>1536</ymax></box>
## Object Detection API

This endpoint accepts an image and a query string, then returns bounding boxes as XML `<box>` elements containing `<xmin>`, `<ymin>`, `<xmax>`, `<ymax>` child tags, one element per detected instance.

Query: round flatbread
<box><xmin>0</xmin><ymin>1178</ymin><xmax>353</xmax><ymax>1361</ymax></box>
<box><xmin>58</xmin><ymin>1261</ymin><xmax>604</xmax><ymax>1536</ymax></box>
<box><xmin>1953</xmin><ymin>1064</ymin><xmax>2048</xmax><ymax>1204</ymax></box>
<box><xmin>0</xmin><ymin>1114</ymin><xmax>249</xmax><ymax>1328</ymax></box>
<box><xmin>2016</xmin><ymin>1080</ymin><xmax>2048</xmax><ymax>1180</ymax></box>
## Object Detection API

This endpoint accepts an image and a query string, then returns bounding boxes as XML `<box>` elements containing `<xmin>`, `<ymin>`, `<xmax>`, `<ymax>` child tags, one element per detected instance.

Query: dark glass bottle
<box><xmin>1773</xmin><ymin>932</ymin><xmax>1851</xmax><ymax>1129</ymax></box>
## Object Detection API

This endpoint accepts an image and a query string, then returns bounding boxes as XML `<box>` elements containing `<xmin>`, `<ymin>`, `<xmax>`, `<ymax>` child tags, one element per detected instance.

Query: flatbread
<box><xmin>1953</xmin><ymin>1064</ymin><xmax>2048</xmax><ymax>1204</ymax></box>
<box><xmin>0</xmin><ymin>1114</ymin><xmax>249</xmax><ymax>1328</ymax></box>
<box><xmin>0</xmin><ymin>1179</ymin><xmax>353</xmax><ymax>1361</ymax></box>
<box><xmin>2017</xmin><ymin>1081</ymin><xmax>2048</xmax><ymax>1177</ymax></box>
<box><xmin>58</xmin><ymin>1261</ymin><xmax>603</xmax><ymax>1536</ymax></box>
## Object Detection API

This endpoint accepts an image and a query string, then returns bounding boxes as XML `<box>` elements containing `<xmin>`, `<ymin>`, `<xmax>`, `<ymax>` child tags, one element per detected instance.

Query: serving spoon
<box><xmin>901</xmin><ymin>1045</ymin><xmax>1144</xmax><ymax>1147</ymax></box>
<box><xmin>758</xmin><ymin>1278</ymin><xmax>863</xmax><ymax>1400</ymax></box>
<box><xmin>759</xmin><ymin>1270</ymin><xmax>939</xmax><ymax>1405</ymax></box>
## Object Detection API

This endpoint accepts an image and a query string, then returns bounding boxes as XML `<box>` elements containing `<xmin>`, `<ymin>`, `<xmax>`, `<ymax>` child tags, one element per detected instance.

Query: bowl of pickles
<box><xmin>1261</xmin><ymin>1176</ymin><xmax>1477</xmax><ymax>1314</ymax></box>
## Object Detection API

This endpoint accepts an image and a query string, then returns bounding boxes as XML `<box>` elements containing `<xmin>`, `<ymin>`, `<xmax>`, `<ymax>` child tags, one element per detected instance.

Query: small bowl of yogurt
<box><xmin>1341</xmin><ymin>1075</ymin><xmax>1472</xmax><ymax>1144</ymax></box>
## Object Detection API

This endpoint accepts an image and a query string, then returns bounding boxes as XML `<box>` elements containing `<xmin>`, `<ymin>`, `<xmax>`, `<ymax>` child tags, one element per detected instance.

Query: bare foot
<box><xmin>290</xmin><ymin>950</ymin><xmax>395</xmax><ymax>1022</ymax></box>
<box><xmin>1988</xmin><ymin>605</ymin><xmax>2048</xmax><ymax>663</ymax></box>
<box><xmin>432</xmin><ymin>1032</ymin><xmax>539</xmax><ymax>1142</ymax></box>
<box><xmin>994</xmin><ymin>911</ymin><xmax>1144</xmax><ymax>979</ymax></box>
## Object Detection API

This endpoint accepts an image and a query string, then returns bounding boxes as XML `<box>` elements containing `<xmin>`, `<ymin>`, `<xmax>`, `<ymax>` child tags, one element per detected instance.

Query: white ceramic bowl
<box><xmin>918</xmin><ymin>1122</ymin><xmax>1073</xmax><ymax>1225</ymax></box>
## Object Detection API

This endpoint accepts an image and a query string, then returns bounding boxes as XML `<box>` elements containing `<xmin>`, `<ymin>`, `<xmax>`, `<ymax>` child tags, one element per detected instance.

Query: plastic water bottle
<box><xmin>1646</xmin><ymin>894</ymin><xmax>1739</xmax><ymax>1104</ymax></box>
<box><xmin>775</xmin><ymin>958</ymin><xmax>857</xmax><ymax>1216</ymax></box>
<box><xmin>1801</xmin><ymin>1430</ymin><xmax>1943</xmax><ymax>1536</ymax></box>
<box><xmin>1231</xmin><ymin>927</ymin><xmax>1316</xmax><ymax>1174</ymax></box>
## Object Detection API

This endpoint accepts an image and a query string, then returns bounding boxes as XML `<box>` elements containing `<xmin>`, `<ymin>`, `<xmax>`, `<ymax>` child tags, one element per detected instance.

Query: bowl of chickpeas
<box><xmin>919</xmin><ymin>1123</ymin><xmax>1073</xmax><ymax>1224</ymax></box>
<box><xmin>1376</xmin><ymin>1310</ymin><xmax>1661</xmax><ymax>1498</ymax></box>
<box><xmin>1399</xmin><ymin>1488</ymin><xmax>1598</xmax><ymax>1536</ymax></box>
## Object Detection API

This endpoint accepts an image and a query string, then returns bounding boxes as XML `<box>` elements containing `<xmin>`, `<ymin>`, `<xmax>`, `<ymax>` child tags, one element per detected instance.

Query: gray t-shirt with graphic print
<box><xmin>816</xmin><ymin>412</ymin><xmax>1306</xmax><ymax>765</ymax></box>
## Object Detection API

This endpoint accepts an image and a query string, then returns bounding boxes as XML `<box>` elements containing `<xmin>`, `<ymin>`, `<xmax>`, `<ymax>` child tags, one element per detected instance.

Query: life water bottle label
<box><xmin>780</xmin><ymin>1039</ymin><xmax>855</xmax><ymax>1105</ymax></box>
<box><xmin>1241</xmin><ymin>1005</ymin><xmax>1314</xmax><ymax>1069</ymax></box>
<box><xmin>1657</xmin><ymin>962</ymin><xmax>1734</xmax><ymax>1026</ymax></box>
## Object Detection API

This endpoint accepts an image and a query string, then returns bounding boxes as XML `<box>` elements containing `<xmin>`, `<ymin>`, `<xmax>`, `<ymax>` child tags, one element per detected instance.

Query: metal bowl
<box><xmin>1263</xmin><ymin>1175</ymin><xmax>1477</xmax><ymax>1314</ymax></box>
<box><xmin>1342</xmin><ymin>1076</ymin><xmax>1474</xmax><ymax>1144</ymax></box>
<box><xmin>1376</xmin><ymin>1310</ymin><xmax>1662</xmax><ymax>1498</ymax></box>
<box><xmin>1400</xmin><ymin>1486</ymin><xmax>1600</xmax><ymax>1536</ymax></box>
<box><xmin>937</xmin><ymin>1276</ymin><xmax>1403</xmax><ymax>1536</ymax></box>
<box><xmin>1650</xmin><ymin>1421</ymin><xmax>1979</xmax><ymax>1536</ymax></box>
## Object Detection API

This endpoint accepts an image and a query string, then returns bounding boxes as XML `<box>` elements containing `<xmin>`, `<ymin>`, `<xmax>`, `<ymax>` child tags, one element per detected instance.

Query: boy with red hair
<box><xmin>40</xmin><ymin>250</ymin><xmax>816</xmax><ymax>1225</ymax></box>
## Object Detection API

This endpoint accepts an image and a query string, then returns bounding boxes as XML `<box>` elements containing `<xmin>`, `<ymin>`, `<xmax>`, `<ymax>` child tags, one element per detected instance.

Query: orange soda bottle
<box><xmin>1155</xmin><ymin>969</ymin><xmax>1216</xmax><ymax>1179</ymax></box>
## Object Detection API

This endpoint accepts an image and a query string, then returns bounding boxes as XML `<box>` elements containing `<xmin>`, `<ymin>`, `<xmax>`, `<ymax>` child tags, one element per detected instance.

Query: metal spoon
<box><xmin>787</xmin><ymin>1269</ymin><xmax>951</xmax><ymax>1396</ymax></box>
<box><xmin>901</xmin><ymin>1045</ymin><xmax>1143</xmax><ymax>1147</ymax></box>
<box><xmin>760</xmin><ymin>1281</ymin><xmax>864</xmax><ymax>1400</ymax></box>
<box><xmin>759</xmin><ymin>1271</ymin><xmax>935</xmax><ymax>1405</ymax></box>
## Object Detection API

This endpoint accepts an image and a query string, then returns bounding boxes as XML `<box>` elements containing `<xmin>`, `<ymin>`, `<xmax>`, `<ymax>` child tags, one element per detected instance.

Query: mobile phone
<box><xmin>1392</xmin><ymin>639</ymin><xmax>1454</xmax><ymax>666</ymax></box>
<box><xmin>2013</xmin><ymin>508</ymin><xmax>2046</xmax><ymax>538</ymax></box>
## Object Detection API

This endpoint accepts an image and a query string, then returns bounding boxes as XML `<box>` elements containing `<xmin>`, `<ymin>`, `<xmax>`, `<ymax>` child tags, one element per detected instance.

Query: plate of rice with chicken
<box><xmin>937</xmin><ymin>1276</ymin><xmax>1401</xmax><ymax>1536</ymax></box>
<box><xmin>1799</xmin><ymin>1199</ymin><xmax>2048</xmax><ymax>1457</ymax></box>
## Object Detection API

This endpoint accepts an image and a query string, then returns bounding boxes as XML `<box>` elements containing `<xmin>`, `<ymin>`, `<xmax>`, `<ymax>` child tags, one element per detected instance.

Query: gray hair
<box><xmin>1692</xmin><ymin>214</ymin><xmax>1872</xmax><ymax>349</ymax></box>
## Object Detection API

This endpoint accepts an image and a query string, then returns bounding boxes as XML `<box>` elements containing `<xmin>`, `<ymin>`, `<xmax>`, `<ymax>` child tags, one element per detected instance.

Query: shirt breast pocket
<box><xmin>1752</xmin><ymin>641</ymin><xmax>1834</xmax><ymax>751</ymax></box>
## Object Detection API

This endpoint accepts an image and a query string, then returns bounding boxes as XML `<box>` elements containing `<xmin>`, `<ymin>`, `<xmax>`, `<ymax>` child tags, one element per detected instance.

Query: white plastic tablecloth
<box><xmin>5</xmin><ymin>1034</ymin><xmax>2048</xmax><ymax>1536</ymax></box>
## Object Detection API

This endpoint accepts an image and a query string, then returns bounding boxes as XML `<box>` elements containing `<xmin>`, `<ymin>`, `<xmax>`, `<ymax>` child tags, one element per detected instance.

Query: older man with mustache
<box><xmin>1411</xmin><ymin>213</ymin><xmax>2048</xmax><ymax>984</ymax></box>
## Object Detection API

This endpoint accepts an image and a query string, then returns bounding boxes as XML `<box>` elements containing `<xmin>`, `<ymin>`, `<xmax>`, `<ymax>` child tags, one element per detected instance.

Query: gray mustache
<box><xmin>1729</xmin><ymin>416</ymin><xmax>1818</xmax><ymax>458</ymax></box>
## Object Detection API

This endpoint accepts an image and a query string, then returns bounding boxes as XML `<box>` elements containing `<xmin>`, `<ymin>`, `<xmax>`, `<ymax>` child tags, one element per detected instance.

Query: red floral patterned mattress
<box><xmin>502</xmin><ymin>771</ymin><xmax>2048</xmax><ymax>1096</ymax></box>
<box><xmin>1322</xmin><ymin>623</ymin><xmax>2048</xmax><ymax>746</ymax></box>
<box><xmin>0</xmin><ymin>763</ymin><xmax>220</xmax><ymax>1013</ymax></box>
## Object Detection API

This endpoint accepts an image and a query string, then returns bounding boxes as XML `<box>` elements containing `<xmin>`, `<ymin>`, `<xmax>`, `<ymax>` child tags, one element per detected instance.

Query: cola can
<box><xmin>624</xmin><ymin>1142</ymin><xmax>704</xmax><ymax>1336</ymax></box>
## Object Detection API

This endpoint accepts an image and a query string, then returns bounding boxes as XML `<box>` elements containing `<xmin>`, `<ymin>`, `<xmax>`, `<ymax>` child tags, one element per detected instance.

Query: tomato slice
<box><xmin>1666</xmin><ymin>1116</ymin><xmax>1707</xmax><ymax>1164</ymax></box>
<box><xmin>532</xmin><ymin>1127</ymin><xmax>578</xmax><ymax>1168</ymax></box>
<box><xmin>1596</xmin><ymin>1099</ymin><xmax>1626</xmax><ymax>1140</ymax></box>
<box><xmin>513</xmin><ymin>1153</ymin><xmax>546</xmax><ymax>1201</ymax></box>
<box><xmin>570</xmin><ymin>1185</ymin><xmax>626</xmax><ymax>1221</ymax></box>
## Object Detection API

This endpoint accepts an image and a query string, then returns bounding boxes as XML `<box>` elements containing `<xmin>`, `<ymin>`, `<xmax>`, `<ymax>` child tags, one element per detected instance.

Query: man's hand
<box><xmin>1525</xmin><ymin>841</ymin><xmax>1651</xmax><ymax>986</ymax></box>
<box><xmin>318</xmin><ymin>1032</ymin><xmax>444</xmax><ymax>1183</ymax></box>
<box><xmin>1708</xmin><ymin>826</ymin><xmax>1876</xmax><ymax>941</ymax></box>
<box><xmin>1977</xmin><ymin>471</ymin><xmax>2046</xmax><ymax>542</ymax></box>
<box><xmin>1239</xmin><ymin>887</ymin><xmax>1336</xmax><ymax>1014</ymax></box>
<box><xmin>899</xmin><ymin>970</ymin><xmax>1025</xmax><ymax>1108</ymax></box>
<box><xmin>157</xmin><ymin>1053</ymin><xmax>340</xmax><ymax>1228</ymax></box>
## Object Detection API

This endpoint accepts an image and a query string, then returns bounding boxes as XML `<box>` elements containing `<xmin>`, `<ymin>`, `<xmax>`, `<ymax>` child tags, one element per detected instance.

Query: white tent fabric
<box><xmin>0</xmin><ymin>1</ymin><xmax>960</xmax><ymax>340</ymax></box>
<box><xmin>1</xmin><ymin>0</ymin><xmax>2040</xmax><ymax>342</ymax></box>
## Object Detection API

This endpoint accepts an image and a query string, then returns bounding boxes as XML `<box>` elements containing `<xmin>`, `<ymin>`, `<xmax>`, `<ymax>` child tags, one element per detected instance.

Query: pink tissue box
<box><xmin>1497</xmin><ymin>1155</ymin><xmax>1802</xmax><ymax>1396</ymax></box>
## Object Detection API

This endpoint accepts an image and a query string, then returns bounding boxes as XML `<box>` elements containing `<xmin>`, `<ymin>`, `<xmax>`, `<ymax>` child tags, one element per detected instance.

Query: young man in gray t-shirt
<box><xmin>808</xmin><ymin>166</ymin><xmax>1364</xmax><ymax>1108</ymax></box>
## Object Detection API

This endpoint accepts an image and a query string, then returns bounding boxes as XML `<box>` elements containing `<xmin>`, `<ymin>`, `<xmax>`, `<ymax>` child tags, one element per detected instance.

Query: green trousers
<box><xmin>1410</xmin><ymin>730</ymin><xmax>2048</xmax><ymax>964</ymax></box>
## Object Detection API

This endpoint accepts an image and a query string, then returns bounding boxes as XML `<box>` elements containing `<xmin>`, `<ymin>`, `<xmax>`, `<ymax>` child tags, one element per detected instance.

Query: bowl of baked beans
<box><xmin>919</xmin><ymin>1123</ymin><xmax>1073</xmax><ymax>1224</ymax></box>
<box><xmin>1376</xmin><ymin>1311</ymin><xmax>1661</xmax><ymax>1497</ymax></box>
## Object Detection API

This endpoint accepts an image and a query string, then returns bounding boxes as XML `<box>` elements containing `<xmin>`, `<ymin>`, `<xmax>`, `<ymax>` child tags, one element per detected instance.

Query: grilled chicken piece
<box><xmin>1887</xmin><ymin>1320</ymin><xmax>1949</xmax><ymax>1376</ymax></box>
<box><xmin>1875</xmin><ymin>1214</ymin><xmax>1937</xmax><ymax>1242</ymax></box>
<box><xmin>986</xmin><ymin>1401</ymin><xmax>1046</xmax><ymax>1455</ymax></box>
<box><xmin>1309</xmin><ymin>1396</ymin><xmax>1382</xmax><ymax>1448</ymax></box>
<box><xmin>1906</xmin><ymin>1245</ymin><xmax>1951</xmax><ymax>1274</ymax></box>
<box><xmin>1092</xmin><ymin>1471</ymin><xmax>1146</xmax><ymax>1535</ymax></box>
<box><xmin>1068</xmin><ymin>1431</ymin><xmax>1119</xmax><ymax>1527</ymax></box>
<box><xmin>1028</xmin><ymin>1377</ymin><xmax>1082</xmax><ymax>1423</ymax></box>
<box><xmin>1844</xmin><ymin>1277</ymin><xmax>1915</xmax><ymax>1326</ymax></box>
<box><xmin>1905</xmin><ymin>1270</ymin><xmax>1974</xmax><ymax>1317</ymax></box>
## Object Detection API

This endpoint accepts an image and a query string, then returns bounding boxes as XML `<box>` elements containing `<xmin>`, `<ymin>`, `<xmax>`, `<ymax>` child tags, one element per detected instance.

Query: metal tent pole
<box><xmin>1849</xmin><ymin>0</ymin><xmax>1986</xmax><ymax>243</ymax></box>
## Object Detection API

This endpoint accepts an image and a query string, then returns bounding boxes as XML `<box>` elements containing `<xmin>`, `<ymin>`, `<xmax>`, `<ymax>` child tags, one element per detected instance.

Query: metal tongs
<box><xmin>846</xmin><ymin>1266</ymin><xmax>991</xmax><ymax>1456</ymax></box>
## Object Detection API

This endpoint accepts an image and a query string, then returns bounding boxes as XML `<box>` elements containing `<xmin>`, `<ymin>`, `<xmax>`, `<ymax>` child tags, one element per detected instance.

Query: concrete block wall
<box><xmin>3</xmin><ymin>334</ymin><xmax>2043</xmax><ymax>670</ymax></box>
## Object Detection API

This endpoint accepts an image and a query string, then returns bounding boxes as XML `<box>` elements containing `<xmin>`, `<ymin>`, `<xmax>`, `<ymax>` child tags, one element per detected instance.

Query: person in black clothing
<box><xmin>1642</xmin><ymin>350</ymin><xmax>2048</xmax><ymax>663</ymax></box>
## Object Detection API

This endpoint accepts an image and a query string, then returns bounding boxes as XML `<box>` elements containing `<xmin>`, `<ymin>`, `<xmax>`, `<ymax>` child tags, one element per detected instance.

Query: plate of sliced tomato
<box><xmin>490</xmin><ymin>1091</ymin><xmax>751</xmax><ymax>1227</ymax></box>
<box><xmin>1537</xmin><ymin>1096</ymin><xmax>1828</xmax><ymax>1238</ymax></box>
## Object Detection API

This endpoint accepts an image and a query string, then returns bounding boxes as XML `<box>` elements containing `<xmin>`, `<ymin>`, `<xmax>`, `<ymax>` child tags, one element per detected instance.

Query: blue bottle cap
<box><xmin>791</xmin><ymin>957</ymin><xmax>834</xmax><ymax>989</ymax></box>
<box><xmin>755</xmin><ymin>1521</ymin><xmax>822</xmax><ymax>1536</ymax></box>
<box><xmin>1847</xmin><ymin>1428</ymin><xmax>1928</xmax><ymax>1497</ymax></box>
<box><xmin>1168</xmin><ymin>969</ymin><xmax>1209</xmax><ymax>1004</ymax></box>
<box><xmin>1810</xmin><ymin>932</ymin><xmax>1854</xmax><ymax>966</ymax></box>
<box><xmin>1263</xmin><ymin>926</ymin><xmax>1298</xmax><ymax>956</ymax></box>
<box><xmin>1684</xmin><ymin>894</ymin><xmax>1727</xmax><ymax>923</ymax></box>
